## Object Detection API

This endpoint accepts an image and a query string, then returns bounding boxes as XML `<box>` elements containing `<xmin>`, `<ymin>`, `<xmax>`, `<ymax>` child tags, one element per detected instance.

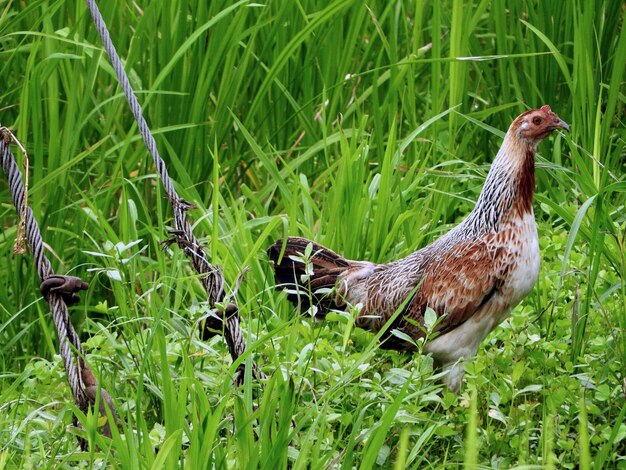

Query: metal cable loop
<box><xmin>0</xmin><ymin>138</ymin><xmax>116</xmax><ymax>420</ymax></box>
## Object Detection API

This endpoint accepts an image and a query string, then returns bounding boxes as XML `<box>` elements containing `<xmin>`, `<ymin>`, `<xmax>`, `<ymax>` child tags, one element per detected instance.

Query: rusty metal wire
<box><xmin>84</xmin><ymin>0</ymin><xmax>263</xmax><ymax>383</ymax></box>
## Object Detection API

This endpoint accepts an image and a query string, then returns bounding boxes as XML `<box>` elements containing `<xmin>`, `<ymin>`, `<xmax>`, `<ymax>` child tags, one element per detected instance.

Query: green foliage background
<box><xmin>0</xmin><ymin>0</ymin><xmax>624</xmax><ymax>467</ymax></box>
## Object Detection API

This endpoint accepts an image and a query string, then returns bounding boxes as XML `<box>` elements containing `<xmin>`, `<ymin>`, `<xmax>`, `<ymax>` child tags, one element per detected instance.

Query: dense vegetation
<box><xmin>1</xmin><ymin>1</ymin><xmax>624</xmax><ymax>467</ymax></box>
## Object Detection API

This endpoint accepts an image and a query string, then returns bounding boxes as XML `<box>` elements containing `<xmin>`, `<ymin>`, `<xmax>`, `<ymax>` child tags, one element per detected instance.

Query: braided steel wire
<box><xmin>1</xmin><ymin>137</ymin><xmax>88</xmax><ymax>406</ymax></box>
<box><xmin>84</xmin><ymin>0</ymin><xmax>261</xmax><ymax>377</ymax></box>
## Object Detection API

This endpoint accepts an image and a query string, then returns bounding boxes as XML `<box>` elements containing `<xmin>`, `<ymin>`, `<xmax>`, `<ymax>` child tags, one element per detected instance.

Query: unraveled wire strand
<box><xmin>0</xmin><ymin>128</ymin><xmax>29</xmax><ymax>254</ymax></box>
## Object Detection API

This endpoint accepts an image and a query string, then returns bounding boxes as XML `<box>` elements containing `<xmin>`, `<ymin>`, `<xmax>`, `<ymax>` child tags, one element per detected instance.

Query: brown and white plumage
<box><xmin>268</xmin><ymin>105</ymin><xmax>569</xmax><ymax>392</ymax></box>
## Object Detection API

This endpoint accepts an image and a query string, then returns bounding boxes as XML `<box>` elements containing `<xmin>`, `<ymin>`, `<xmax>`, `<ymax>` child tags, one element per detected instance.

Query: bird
<box><xmin>268</xmin><ymin>105</ymin><xmax>569</xmax><ymax>392</ymax></box>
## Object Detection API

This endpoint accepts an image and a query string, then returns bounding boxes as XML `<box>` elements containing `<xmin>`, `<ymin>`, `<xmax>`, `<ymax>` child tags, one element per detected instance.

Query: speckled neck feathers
<box><xmin>463</xmin><ymin>130</ymin><xmax>537</xmax><ymax>234</ymax></box>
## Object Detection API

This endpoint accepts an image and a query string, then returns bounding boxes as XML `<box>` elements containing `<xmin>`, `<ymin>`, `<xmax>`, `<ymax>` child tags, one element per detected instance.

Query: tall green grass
<box><xmin>1</xmin><ymin>0</ymin><xmax>624</xmax><ymax>467</ymax></box>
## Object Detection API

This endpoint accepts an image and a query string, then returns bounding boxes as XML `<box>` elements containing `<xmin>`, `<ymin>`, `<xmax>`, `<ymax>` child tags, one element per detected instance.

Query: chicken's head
<box><xmin>513</xmin><ymin>105</ymin><xmax>570</xmax><ymax>143</ymax></box>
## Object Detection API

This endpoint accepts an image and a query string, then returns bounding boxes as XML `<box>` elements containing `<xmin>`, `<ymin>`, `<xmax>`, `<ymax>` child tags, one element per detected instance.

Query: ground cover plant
<box><xmin>0</xmin><ymin>0</ymin><xmax>625</xmax><ymax>468</ymax></box>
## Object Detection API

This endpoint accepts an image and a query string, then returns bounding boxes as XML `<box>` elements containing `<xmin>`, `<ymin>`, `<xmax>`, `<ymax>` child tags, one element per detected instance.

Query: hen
<box><xmin>268</xmin><ymin>105</ymin><xmax>569</xmax><ymax>392</ymax></box>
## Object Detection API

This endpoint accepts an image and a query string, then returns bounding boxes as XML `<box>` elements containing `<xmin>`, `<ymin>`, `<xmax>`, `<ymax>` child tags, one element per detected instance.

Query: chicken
<box><xmin>268</xmin><ymin>105</ymin><xmax>569</xmax><ymax>392</ymax></box>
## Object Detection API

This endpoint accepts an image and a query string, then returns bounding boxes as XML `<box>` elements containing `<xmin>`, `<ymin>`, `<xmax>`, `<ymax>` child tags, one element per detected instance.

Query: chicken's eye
<box><xmin>532</xmin><ymin>117</ymin><xmax>542</xmax><ymax>125</ymax></box>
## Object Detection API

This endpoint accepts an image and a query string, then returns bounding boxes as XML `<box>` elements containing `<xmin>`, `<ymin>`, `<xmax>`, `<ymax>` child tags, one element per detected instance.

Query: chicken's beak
<box><xmin>553</xmin><ymin>117</ymin><xmax>570</xmax><ymax>132</ymax></box>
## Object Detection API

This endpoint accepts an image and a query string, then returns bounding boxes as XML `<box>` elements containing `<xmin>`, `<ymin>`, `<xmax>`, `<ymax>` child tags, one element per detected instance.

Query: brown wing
<box><xmin>378</xmin><ymin>238</ymin><xmax>505</xmax><ymax>350</ymax></box>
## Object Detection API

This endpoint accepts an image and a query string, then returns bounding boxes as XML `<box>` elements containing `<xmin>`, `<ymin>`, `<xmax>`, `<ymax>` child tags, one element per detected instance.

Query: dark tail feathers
<box><xmin>267</xmin><ymin>237</ymin><xmax>349</xmax><ymax>319</ymax></box>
